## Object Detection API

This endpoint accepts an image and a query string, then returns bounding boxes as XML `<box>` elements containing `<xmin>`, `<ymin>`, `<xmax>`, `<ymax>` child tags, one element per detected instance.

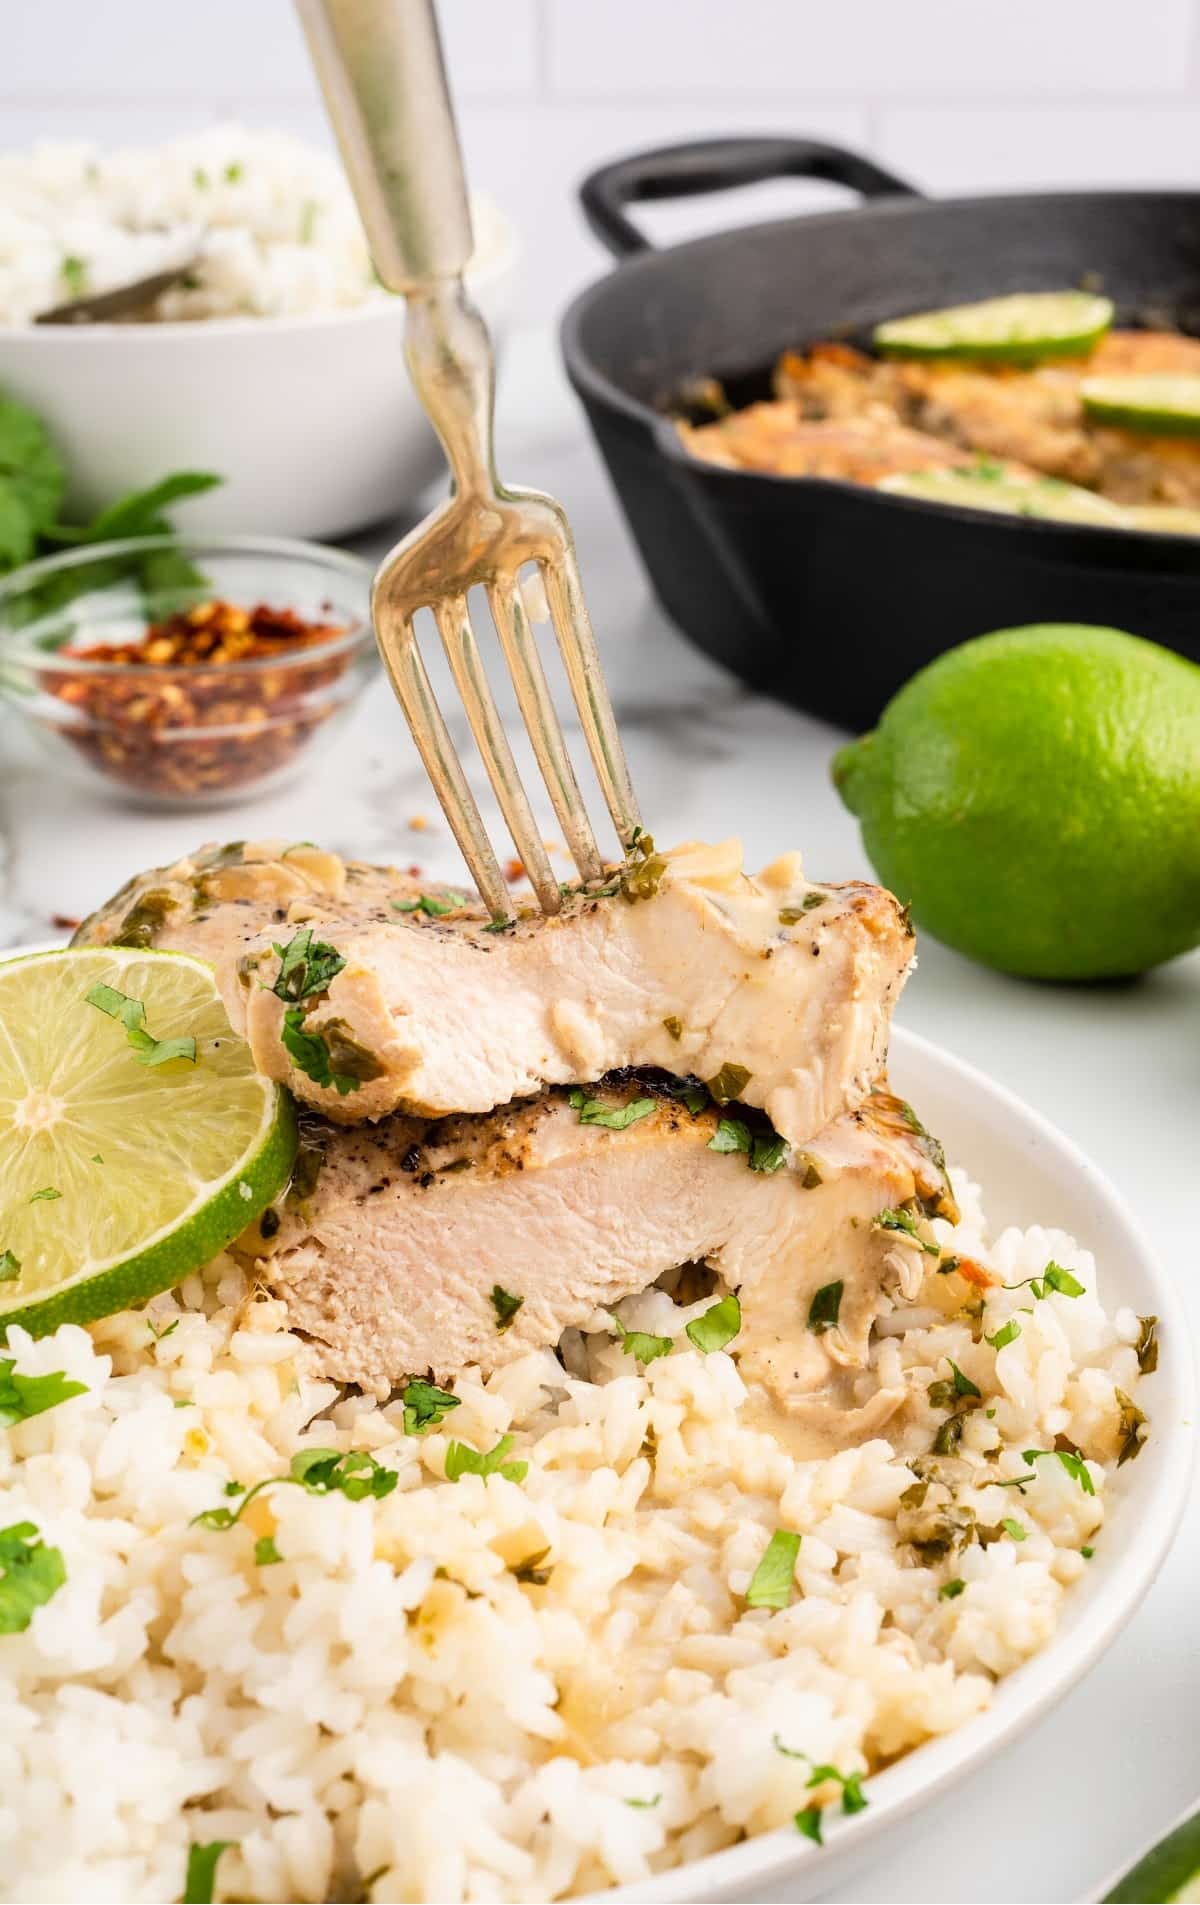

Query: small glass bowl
<box><xmin>0</xmin><ymin>534</ymin><xmax>376</xmax><ymax>808</ymax></box>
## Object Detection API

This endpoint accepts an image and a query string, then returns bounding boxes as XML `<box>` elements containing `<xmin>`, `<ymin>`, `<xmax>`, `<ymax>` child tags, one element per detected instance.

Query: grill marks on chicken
<box><xmin>239</xmin><ymin>1078</ymin><xmax>955</xmax><ymax>1410</ymax></box>
<box><xmin>76</xmin><ymin>836</ymin><xmax>914</xmax><ymax>1140</ymax></box>
<box><xmin>684</xmin><ymin>331</ymin><xmax>1200</xmax><ymax>505</ymax></box>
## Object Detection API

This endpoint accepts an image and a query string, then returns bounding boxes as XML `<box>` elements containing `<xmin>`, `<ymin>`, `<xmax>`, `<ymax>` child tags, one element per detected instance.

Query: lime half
<box><xmin>0</xmin><ymin>948</ymin><xmax>296</xmax><ymax>1334</ymax></box>
<box><xmin>1081</xmin><ymin>373</ymin><xmax>1200</xmax><ymax>436</ymax></box>
<box><xmin>875</xmin><ymin>290</ymin><xmax>1114</xmax><ymax>364</ymax></box>
<box><xmin>1104</xmin><ymin>1808</ymin><xmax>1200</xmax><ymax>1902</ymax></box>
<box><xmin>879</xmin><ymin>465</ymin><xmax>1126</xmax><ymax>526</ymax></box>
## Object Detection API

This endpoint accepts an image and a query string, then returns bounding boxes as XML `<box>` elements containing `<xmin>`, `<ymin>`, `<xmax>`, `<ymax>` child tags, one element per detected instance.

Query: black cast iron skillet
<box><xmin>560</xmin><ymin>135</ymin><xmax>1200</xmax><ymax>730</ymax></box>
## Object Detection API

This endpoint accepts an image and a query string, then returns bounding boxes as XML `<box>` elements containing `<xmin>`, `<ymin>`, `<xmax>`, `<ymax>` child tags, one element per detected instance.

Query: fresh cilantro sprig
<box><xmin>192</xmin><ymin>1447</ymin><xmax>398</xmax><ymax>1531</ymax></box>
<box><xmin>685</xmin><ymin>1293</ymin><xmax>741</xmax><ymax>1354</ymax></box>
<box><xmin>1022</xmin><ymin>1447</ymin><xmax>1096</xmax><ymax>1496</ymax></box>
<box><xmin>280</xmin><ymin>1009</ymin><xmax>361</xmax><ymax>1095</ymax></box>
<box><xmin>745</xmin><ymin>1528</ymin><xmax>801</xmax><ymax>1609</ymax></box>
<box><xmin>567</xmin><ymin>1088</ymin><xmax>656</xmax><ymax>1130</ymax></box>
<box><xmin>612</xmin><ymin>1315</ymin><xmax>673</xmax><ymax>1364</ymax></box>
<box><xmin>807</xmin><ymin>1281</ymin><xmax>843</xmax><ymax>1334</ymax></box>
<box><xmin>444</xmin><ymin>1434</ymin><xmax>527</xmax><ymax>1484</ymax></box>
<box><xmin>270</xmin><ymin>927</ymin><xmax>345</xmax><ymax>1003</ymax></box>
<box><xmin>400</xmin><ymin>1379</ymin><xmax>460</xmax><ymax>1435</ymax></box>
<box><xmin>873</xmin><ymin>1207</ymin><xmax>939</xmax><ymax>1255</ymax></box>
<box><xmin>1008</xmin><ymin>1260</ymin><xmax>1085</xmax><ymax>1300</ymax></box>
<box><xmin>0</xmin><ymin>1357</ymin><xmax>87</xmax><ymax>1428</ymax></box>
<box><xmin>490</xmin><ymin>1285</ymin><xmax>523</xmax><ymax>1331</ymax></box>
<box><xmin>707</xmin><ymin>1116</ymin><xmax>789</xmax><ymax>1174</ymax></box>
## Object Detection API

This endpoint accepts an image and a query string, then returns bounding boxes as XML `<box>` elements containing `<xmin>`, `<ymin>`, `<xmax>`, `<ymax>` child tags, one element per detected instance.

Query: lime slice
<box><xmin>1104</xmin><ymin>1808</ymin><xmax>1200</xmax><ymax>1901</ymax></box>
<box><xmin>0</xmin><ymin>948</ymin><xmax>296</xmax><ymax>1333</ymax></box>
<box><xmin>879</xmin><ymin>464</ymin><xmax>1127</xmax><ymax>526</ymax></box>
<box><xmin>1081</xmin><ymin>373</ymin><xmax>1200</xmax><ymax>435</ymax></box>
<box><xmin>875</xmin><ymin>290</ymin><xmax>1114</xmax><ymax>364</ymax></box>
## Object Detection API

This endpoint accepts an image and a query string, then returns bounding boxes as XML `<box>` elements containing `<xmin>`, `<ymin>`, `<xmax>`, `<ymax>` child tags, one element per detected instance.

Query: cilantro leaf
<box><xmin>391</xmin><ymin>893</ymin><xmax>459</xmax><ymax>917</ymax></box>
<box><xmin>84</xmin><ymin>982</ymin><xmax>196</xmax><ymax>1068</ymax></box>
<box><xmin>794</xmin><ymin>1806</ymin><xmax>823</xmax><ymax>1844</ymax></box>
<box><xmin>874</xmin><ymin>1206</ymin><xmax>939</xmax><ymax>1254</ymax></box>
<box><xmin>0</xmin><ymin>1521</ymin><xmax>66</xmax><ymax>1632</ymax></box>
<box><xmin>624</xmin><ymin>1793</ymin><xmax>662</xmax><ymax>1809</ymax></box>
<box><xmin>183</xmin><ymin>1839</ymin><xmax>236</xmax><ymax>1905</ymax></box>
<box><xmin>489</xmin><ymin>1285</ymin><xmax>523</xmax><ymax>1331</ymax></box>
<box><xmin>401</xmin><ymin>1379</ymin><xmax>460</xmax><ymax>1436</ymax></box>
<box><xmin>708</xmin><ymin>1117</ymin><xmax>750</xmax><ymax>1156</ymax></box>
<box><xmin>1000</xmin><ymin>1517</ymin><xmax>1027</xmax><ymax>1542</ymax></box>
<box><xmin>807</xmin><ymin>1764</ymin><xmax>868</xmax><ymax>1816</ymax></box>
<box><xmin>1135</xmin><ymin>1314</ymin><xmax>1159</xmax><ymax>1375</ymax></box>
<box><xmin>280</xmin><ymin>1007</ymin><xmax>361</xmax><ymax>1095</ymax></box>
<box><xmin>745</xmin><ymin>1527</ymin><xmax>800</xmax><ymax>1609</ymax></box>
<box><xmin>1009</xmin><ymin>1260</ymin><xmax>1085</xmax><ymax>1300</ymax></box>
<box><xmin>288</xmin><ymin>1447</ymin><xmax>397</xmax><ymax>1501</ymax></box>
<box><xmin>613</xmin><ymin>1316</ymin><xmax>674</xmax><ymax>1364</ymax></box>
<box><xmin>1022</xmin><ymin>1447</ymin><xmax>1096</xmax><ymax>1496</ymax></box>
<box><xmin>270</xmin><ymin>927</ymin><xmax>346</xmax><ymax>1003</ymax></box>
<box><xmin>939</xmin><ymin>1577</ymin><xmax>966</xmax><ymax>1600</ymax></box>
<box><xmin>1116</xmin><ymin>1387</ymin><xmax>1148</xmax><ymax>1465</ymax></box>
<box><xmin>28</xmin><ymin>1187</ymin><xmax>61</xmax><ymax>1204</ymax></box>
<box><xmin>567</xmin><ymin>1088</ymin><xmax>656</xmax><ymax>1130</ymax></box>
<box><xmin>685</xmin><ymin>1293</ymin><xmax>741</xmax><ymax>1354</ymax></box>
<box><xmin>254</xmin><ymin>1535</ymin><xmax>282</xmax><ymax>1566</ymax></box>
<box><xmin>0</xmin><ymin>1357</ymin><xmax>87</xmax><ymax>1428</ymax></box>
<box><xmin>750</xmin><ymin>1130</ymin><xmax>789</xmax><ymax>1174</ymax></box>
<box><xmin>986</xmin><ymin>1318</ymin><xmax>1021</xmax><ymax>1350</ymax></box>
<box><xmin>807</xmin><ymin>1281</ymin><xmax>843</xmax><ymax>1334</ymax></box>
<box><xmin>444</xmin><ymin>1434</ymin><xmax>527</xmax><ymax>1484</ymax></box>
<box><xmin>0</xmin><ymin>1251</ymin><xmax>20</xmax><ymax>1283</ymax></box>
<box><xmin>947</xmin><ymin>1359</ymin><xmax>981</xmax><ymax>1399</ymax></box>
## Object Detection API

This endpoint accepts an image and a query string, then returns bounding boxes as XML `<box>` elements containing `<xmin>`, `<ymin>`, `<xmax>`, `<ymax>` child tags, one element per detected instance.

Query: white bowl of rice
<box><xmin>0</xmin><ymin>126</ymin><xmax>517</xmax><ymax>539</ymax></box>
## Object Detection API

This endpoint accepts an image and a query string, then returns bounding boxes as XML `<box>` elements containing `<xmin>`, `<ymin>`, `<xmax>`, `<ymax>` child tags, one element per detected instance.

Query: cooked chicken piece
<box><xmin>241</xmin><ymin>1075</ymin><xmax>956</xmax><ymax>1407</ymax></box>
<box><xmin>680</xmin><ymin>408</ymin><xmax>993</xmax><ymax>483</ymax></box>
<box><xmin>763</xmin><ymin>330</ymin><xmax>1200</xmax><ymax>507</ymax></box>
<box><xmin>76</xmin><ymin>836</ymin><xmax>914</xmax><ymax>1139</ymax></box>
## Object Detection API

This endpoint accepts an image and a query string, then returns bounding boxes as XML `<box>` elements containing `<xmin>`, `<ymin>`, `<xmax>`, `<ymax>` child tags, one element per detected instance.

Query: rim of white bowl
<box><xmin>598</xmin><ymin>1023</ymin><xmax>1196</xmax><ymax>1904</ymax></box>
<box><xmin>0</xmin><ymin>217</ymin><xmax>518</xmax><ymax>343</ymax></box>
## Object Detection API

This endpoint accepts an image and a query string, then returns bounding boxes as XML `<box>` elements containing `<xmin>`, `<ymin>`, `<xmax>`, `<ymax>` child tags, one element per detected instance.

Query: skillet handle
<box><xmin>581</xmin><ymin>135</ymin><xmax>920</xmax><ymax>258</ymax></box>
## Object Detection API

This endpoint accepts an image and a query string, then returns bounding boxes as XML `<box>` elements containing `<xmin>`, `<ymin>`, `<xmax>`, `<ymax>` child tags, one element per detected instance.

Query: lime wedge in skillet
<box><xmin>1081</xmin><ymin>373</ymin><xmax>1200</xmax><ymax>435</ymax></box>
<box><xmin>0</xmin><ymin>947</ymin><xmax>296</xmax><ymax>1334</ymax></box>
<box><xmin>875</xmin><ymin>290</ymin><xmax>1114</xmax><ymax>364</ymax></box>
<box><xmin>878</xmin><ymin>465</ymin><xmax>1127</xmax><ymax>526</ymax></box>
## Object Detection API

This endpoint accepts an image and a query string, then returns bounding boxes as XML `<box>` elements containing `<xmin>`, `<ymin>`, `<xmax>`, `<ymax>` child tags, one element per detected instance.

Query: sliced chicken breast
<box><xmin>239</xmin><ymin>1075</ymin><xmax>956</xmax><ymax>1411</ymax></box>
<box><xmin>76</xmin><ymin>836</ymin><xmax>914</xmax><ymax>1140</ymax></box>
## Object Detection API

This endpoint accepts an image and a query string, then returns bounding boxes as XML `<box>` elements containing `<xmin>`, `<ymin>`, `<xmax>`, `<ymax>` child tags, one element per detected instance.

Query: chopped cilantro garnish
<box><xmin>707</xmin><ymin>1113</ymin><xmax>788</xmax><ymax>1172</ymax></box>
<box><xmin>391</xmin><ymin>893</ymin><xmax>458</xmax><ymax>916</ymax></box>
<box><xmin>401</xmin><ymin>1379</ymin><xmax>460</xmax><ymax>1435</ymax></box>
<box><xmin>706</xmin><ymin>1062</ymin><xmax>752</xmax><ymax>1105</ymax></box>
<box><xmin>0</xmin><ymin>1521</ymin><xmax>66</xmax><ymax>1632</ymax></box>
<box><xmin>794</xmin><ymin>1805</ymin><xmax>824</xmax><ymax>1844</ymax></box>
<box><xmin>444</xmin><ymin>1434</ymin><xmax>527</xmax><ymax>1484</ymax></box>
<box><xmin>779</xmin><ymin>894</ymin><xmax>826</xmax><ymax>923</ymax></box>
<box><xmin>948</xmin><ymin>1360</ymin><xmax>981</xmax><ymax>1399</ymax></box>
<box><xmin>662</xmin><ymin>1015</ymin><xmax>683</xmax><ymax>1041</ymax></box>
<box><xmin>986</xmin><ymin>1318</ymin><xmax>1021</xmax><ymax>1351</ymax></box>
<box><xmin>183</xmin><ymin>1840</ymin><xmax>235</xmax><ymax>1905</ymax></box>
<box><xmin>91</xmin><ymin>1153</ymin><xmax>103</xmax><ymax>1164</ymax></box>
<box><xmin>1135</xmin><ymin>1314</ymin><xmax>1159</xmax><ymax>1374</ymax></box>
<box><xmin>1009</xmin><ymin>1260</ymin><xmax>1085</xmax><ymax>1300</ymax></box>
<box><xmin>939</xmin><ymin>1577</ymin><xmax>966</xmax><ymax>1600</ymax></box>
<box><xmin>808</xmin><ymin>1764</ymin><xmax>868</xmax><ymax>1815</ymax></box>
<box><xmin>28</xmin><ymin>1187</ymin><xmax>60</xmax><ymax>1204</ymax></box>
<box><xmin>85</xmin><ymin>981</ymin><xmax>197</xmax><ymax>1068</ymax></box>
<box><xmin>147</xmin><ymin>1316</ymin><xmax>179</xmax><ymax>1342</ymax></box>
<box><xmin>270</xmin><ymin>927</ymin><xmax>346</xmax><ymax>1003</ymax></box>
<box><xmin>624</xmin><ymin>1794</ymin><xmax>662</xmax><ymax>1809</ymax></box>
<box><xmin>685</xmin><ymin>1293</ymin><xmax>741</xmax><ymax>1354</ymax></box>
<box><xmin>1081</xmin><ymin>1544</ymin><xmax>1095</xmax><ymax>1559</ymax></box>
<box><xmin>807</xmin><ymin>1281</ymin><xmax>843</xmax><ymax>1334</ymax></box>
<box><xmin>1115</xmin><ymin>1388</ymin><xmax>1148</xmax><ymax>1465</ymax></box>
<box><xmin>655</xmin><ymin>1074</ymin><xmax>710</xmax><ymax>1116</ymax></box>
<box><xmin>490</xmin><ymin>1285</ymin><xmax>523</xmax><ymax>1331</ymax></box>
<box><xmin>567</xmin><ymin>1088</ymin><xmax>656</xmax><ymax>1130</ymax></box>
<box><xmin>191</xmin><ymin>1447</ymin><xmax>397</xmax><ymax>1530</ymax></box>
<box><xmin>0</xmin><ymin>1251</ymin><xmax>20</xmax><ymax>1283</ymax></box>
<box><xmin>254</xmin><ymin>1535</ymin><xmax>282</xmax><ymax>1567</ymax></box>
<box><xmin>1022</xmin><ymin>1448</ymin><xmax>1095</xmax><ymax>1495</ymax></box>
<box><xmin>0</xmin><ymin>1357</ymin><xmax>87</xmax><ymax>1428</ymax></box>
<box><xmin>613</xmin><ymin>1315</ymin><xmax>674</xmax><ymax>1364</ymax></box>
<box><xmin>60</xmin><ymin>254</ymin><xmax>87</xmax><ymax>298</ymax></box>
<box><xmin>280</xmin><ymin>1007</ymin><xmax>362</xmax><ymax>1095</ymax></box>
<box><xmin>708</xmin><ymin>1117</ymin><xmax>750</xmax><ymax>1156</ymax></box>
<box><xmin>745</xmin><ymin>1527</ymin><xmax>800</xmax><ymax>1609</ymax></box>
<box><xmin>1000</xmin><ymin>1517</ymin><xmax>1027</xmax><ymax>1542</ymax></box>
<box><xmin>874</xmin><ymin>1206</ymin><xmax>938</xmax><ymax>1254</ymax></box>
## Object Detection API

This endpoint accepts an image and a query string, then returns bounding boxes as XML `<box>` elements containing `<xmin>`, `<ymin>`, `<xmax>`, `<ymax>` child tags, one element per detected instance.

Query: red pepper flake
<box><xmin>44</xmin><ymin>599</ymin><xmax>349</xmax><ymax>799</ymax></box>
<box><xmin>50</xmin><ymin>913</ymin><xmax>81</xmax><ymax>931</ymax></box>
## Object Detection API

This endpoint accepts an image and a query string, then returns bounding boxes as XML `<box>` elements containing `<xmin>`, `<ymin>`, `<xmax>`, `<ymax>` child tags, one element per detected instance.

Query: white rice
<box><xmin>0</xmin><ymin>1170</ymin><xmax>1147</xmax><ymax>1903</ymax></box>
<box><xmin>0</xmin><ymin>124</ymin><xmax>510</xmax><ymax>326</ymax></box>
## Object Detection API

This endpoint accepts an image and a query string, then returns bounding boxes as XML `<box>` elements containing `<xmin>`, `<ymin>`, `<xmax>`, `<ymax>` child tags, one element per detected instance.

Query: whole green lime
<box><xmin>832</xmin><ymin>625</ymin><xmax>1200</xmax><ymax>979</ymax></box>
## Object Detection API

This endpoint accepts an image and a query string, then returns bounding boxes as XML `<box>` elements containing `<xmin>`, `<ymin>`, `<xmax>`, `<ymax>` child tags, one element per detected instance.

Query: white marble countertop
<box><xmin>1</xmin><ymin>328</ymin><xmax>1196</xmax><ymax>1904</ymax></box>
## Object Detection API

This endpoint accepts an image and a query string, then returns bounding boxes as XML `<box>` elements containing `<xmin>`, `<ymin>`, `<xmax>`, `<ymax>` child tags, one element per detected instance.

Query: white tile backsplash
<box><xmin>2</xmin><ymin>0</ymin><xmax>1200</xmax><ymax>323</ymax></box>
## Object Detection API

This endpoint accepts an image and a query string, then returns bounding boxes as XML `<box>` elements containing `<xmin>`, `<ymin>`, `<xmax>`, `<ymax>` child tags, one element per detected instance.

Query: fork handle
<box><xmin>294</xmin><ymin>0</ymin><xmax>473</xmax><ymax>291</ymax></box>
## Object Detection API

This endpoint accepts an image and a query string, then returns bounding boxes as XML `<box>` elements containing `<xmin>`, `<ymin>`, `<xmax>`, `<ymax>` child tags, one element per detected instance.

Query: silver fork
<box><xmin>296</xmin><ymin>0</ymin><xmax>642</xmax><ymax>922</ymax></box>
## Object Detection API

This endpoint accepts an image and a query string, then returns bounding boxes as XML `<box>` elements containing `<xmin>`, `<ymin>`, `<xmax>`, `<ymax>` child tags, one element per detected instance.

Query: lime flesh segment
<box><xmin>0</xmin><ymin>947</ymin><xmax>296</xmax><ymax>1334</ymax></box>
<box><xmin>879</xmin><ymin>465</ymin><xmax>1127</xmax><ymax>526</ymax></box>
<box><xmin>875</xmin><ymin>290</ymin><xmax>1114</xmax><ymax>364</ymax></box>
<box><xmin>1081</xmin><ymin>373</ymin><xmax>1200</xmax><ymax>435</ymax></box>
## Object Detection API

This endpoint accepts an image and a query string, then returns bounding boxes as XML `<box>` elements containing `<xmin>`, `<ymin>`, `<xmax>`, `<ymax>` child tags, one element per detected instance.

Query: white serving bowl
<box><xmin>0</xmin><ymin>229</ymin><xmax>516</xmax><ymax>542</ymax></box>
<box><xmin>607</xmin><ymin>1026</ymin><xmax>1194</xmax><ymax>1904</ymax></box>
